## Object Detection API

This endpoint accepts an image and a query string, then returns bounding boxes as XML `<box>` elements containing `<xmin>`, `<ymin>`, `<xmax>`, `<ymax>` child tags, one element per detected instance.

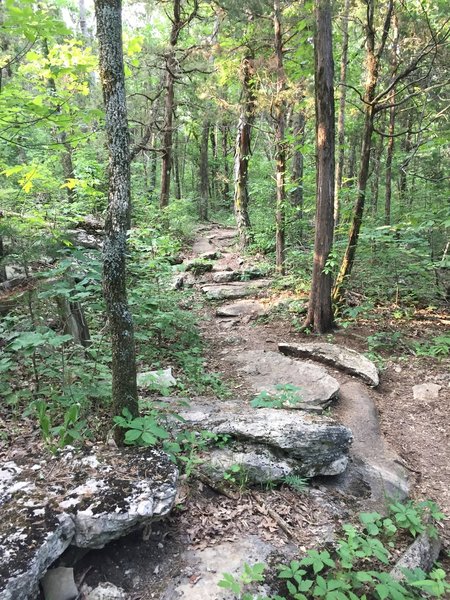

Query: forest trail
<box><xmin>76</xmin><ymin>224</ymin><xmax>450</xmax><ymax>599</ymax></box>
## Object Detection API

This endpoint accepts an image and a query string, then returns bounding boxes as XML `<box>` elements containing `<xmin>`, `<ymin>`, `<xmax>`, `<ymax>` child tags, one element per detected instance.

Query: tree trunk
<box><xmin>199</xmin><ymin>119</ymin><xmax>209</xmax><ymax>220</ymax></box>
<box><xmin>274</xmin><ymin>0</ymin><xmax>287</xmax><ymax>274</ymax></box>
<box><xmin>291</xmin><ymin>110</ymin><xmax>305</xmax><ymax>222</ymax></box>
<box><xmin>233</xmin><ymin>56</ymin><xmax>256</xmax><ymax>248</ymax></box>
<box><xmin>385</xmin><ymin>13</ymin><xmax>398</xmax><ymax>225</ymax></box>
<box><xmin>333</xmin><ymin>0</ymin><xmax>393</xmax><ymax>304</ymax></box>
<box><xmin>304</xmin><ymin>0</ymin><xmax>335</xmax><ymax>333</ymax></box>
<box><xmin>95</xmin><ymin>0</ymin><xmax>138</xmax><ymax>418</ymax></box>
<box><xmin>159</xmin><ymin>0</ymin><xmax>181</xmax><ymax>208</ymax></box>
<box><xmin>334</xmin><ymin>0</ymin><xmax>351</xmax><ymax>226</ymax></box>
<box><xmin>221</xmin><ymin>123</ymin><xmax>230</xmax><ymax>202</ymax></box>
<box><xmin>173</xmin><ymin>127</ymin><xmax>182</xmax><ymax>199</ymax></box>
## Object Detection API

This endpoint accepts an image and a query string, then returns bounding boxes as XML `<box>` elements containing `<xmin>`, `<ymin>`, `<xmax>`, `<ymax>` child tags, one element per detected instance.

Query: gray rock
<box><xmin>200</xmin><ymin>251</ymin><xmax>221</xmax><ymax>260</ymax></box>
<box><xmin>179</xmin><ymin>403</ymin><xmax>352</xmax><ymax>480</ymax></box>
<box><xmin>41</xmin><ymin>567</ymin><xmax>78</xmax><ymax>600</ymax></box>
<box><xmin>216</xmin><ymin>300</ymin><xmax>266</xmax><ymax>319</ymax></box>
<box><xmin>332</xmin><ymin>382</ymin><xmax>409</xmax><ymax>504</ymax></box>
<box><xmin>202</xmin><ymin>280</ymin><xmax>272</xmax><ymax>301</ymax></box>
<box><xmin>390</xmin><ymin>531</ymin><xmax>441</xmax><ymax>580</ymax></box>
<box><xmin>279</xmin><ymin>342</ymin><xmax>379</xmax><ymax>387</ymax></box>
<box><xmin>83</xmin><ymin>582</ymin><xmax>128</xmax><ymax>599</ymax></box>
<box><xmin>231</xmin><ymin>350</ymin><xmax>340</xmax><ymax>410</ymax></box>
<box><xmin>137</xmin><ymin>367</ymin><xmax>177</xmax><ymax>390</ymax></box>
<box><xmin>0</xmin><ymin>448</ymin><xmax>178</xmax><ymax>600</ymax></box>
<box><xmin>412</xmin><ymin>383</ymin><xmax>441</xmax><ymax>402</ymax></box>
<box><xmin>212</xmin><ymin>271</ymin><xmax>239</xmax><ymax>283</ymax></box>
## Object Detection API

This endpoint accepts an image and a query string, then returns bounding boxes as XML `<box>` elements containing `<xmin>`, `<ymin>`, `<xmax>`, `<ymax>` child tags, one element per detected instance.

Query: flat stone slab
<box><xmin>332</xmin><ymin>382</ymin><xmax>409</xmax><ymax>504</ymax></box>
<box><xmin>177</xmin><ymin>401</ymin><xmax>352</xmax><ymax>481</ymax></box>
<box><xmin>279</xmin><ymin>342</ymin><xmax>379</xmax><ymax>387</ymax></box>
<box><xmin>231</xmin><ymin>350</ymin><xmax>340</xmax><ymax>410</ymax></box>
<box><xmin>216</xmin><ymin>300</ymin><xmax>266</xmax><ymax>319</ymax></box>
<box><xmin>0</xmin><ymin>448</ymin><xmax>178</xmax><ymax>600</ymax></box>
<box><xmin>202</xmin><ymin>280</ymin><xmax>272</xmax><ymax>301</ymax></box>
<box><xmin>412</xmin><ymin>383</ymin><xmax>441</xmax><ymax>402</ymax></box>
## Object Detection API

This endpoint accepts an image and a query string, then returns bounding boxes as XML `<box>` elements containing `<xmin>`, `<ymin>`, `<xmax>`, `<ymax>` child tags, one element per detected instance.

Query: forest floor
<box><xmin>76</xmin><ymin>224</ymin><xmax>450</xmax><ymax>599</ymax></box>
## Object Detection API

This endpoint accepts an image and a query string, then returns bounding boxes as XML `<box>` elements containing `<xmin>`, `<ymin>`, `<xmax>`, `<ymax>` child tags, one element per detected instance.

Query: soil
<box><xmin>2</xmin><ymin>223</ymin><xmax>450</xmax><ymax>599</ymax></box>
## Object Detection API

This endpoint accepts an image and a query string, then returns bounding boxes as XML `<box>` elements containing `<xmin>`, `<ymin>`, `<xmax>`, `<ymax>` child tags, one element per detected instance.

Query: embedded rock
<box><xmin>279</xmin><ymin>342</ymin><xmax>379</xmax><ymax>387</ymax></box>
<box><xmin>137</xmin><ymin>367</ymin><xmax>177</xmax><ymax>390</ymax></box>
<box><xmin>178</xmin><ymin>402</ymin><xmax>352</xmax><ymax>481</ymax></box>
<box><xmin>412</xmin><ymin>383</ymin><xmax>441</xmax><ymax>402</ymax></box>
<box><xmin>390</xmin><ymin>531</ymin><xmax>441</xmax><ymax>580</ymax></box>
<box><xmin>216</xmin><ymin>300</ymin><xmax>266</xmax><ymax>319</ymax></box>
<box><xmin>202</xmin><ymin>280</ymin><xmax>272</xmax><ymax>301</ymax></box>
<box><xmin>83</xmin><ymin>582</ymin><xmax>128</xmax><ymax>599</ymax></box>
<box><xmin>212</xmin><ymin>270</ymin><xmax>239</xmax><ymax>283</ymax></box>
<box><xmin>231</xmin><ymin>350</ymin><xmax>340</xmax><ymax>410</ymax></box>
<box><xmin>0</xmin><ymin>448</ymin><xmax>178</xmax><ymax>600</ymax></box>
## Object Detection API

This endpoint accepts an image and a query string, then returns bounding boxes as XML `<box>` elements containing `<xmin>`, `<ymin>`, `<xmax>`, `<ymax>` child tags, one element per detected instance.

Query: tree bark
<box><xmin>221</xmin><ymin>123</ymin><xmax>230</xmax><ymax>202</ymax></box>
<box><xmin>274</xmin><ymin>0</ymin><xmax>287</xmax><ymax>274</ymax></box>
<box><xmin>95</xmin><ymin>0</ymin><xmax>138</xmax><ymax>418</ymax></box>
<box><xmin>199</xmin><ymin>119</ymin><xmax>209</xmax><ymax>220</ymax></box>
<box><xmin>159</xmin><ymin>0</ymin><xmax>181</xmax><ymax>208</ymax></box>
<box><xmin>333</xmin><ymin>0</ymin><xmax>393</xmax><ymax>304</ymax></box>
<box><xmin>233</xmin><ymin>55</ymin><xmax>256</xmax><ymax>248</ymax></box>
<box><xmin>385</xmin><ymin>13</ymin><xmax>398</xmax><ymax>225</ymax></box>
<box><xmin>334</xmin><ymin>0</ymin><xmax>351</xmax><ymax>226</ymax></box>
<box><xmin>304</xmin><ymin>0</ymin><xmax>335</xmax><ymax>333</ymax></box>
<box><xmin>291</xmin><ymin>110</ymin><xmax>305</xmax><ymax>224</ymax></box>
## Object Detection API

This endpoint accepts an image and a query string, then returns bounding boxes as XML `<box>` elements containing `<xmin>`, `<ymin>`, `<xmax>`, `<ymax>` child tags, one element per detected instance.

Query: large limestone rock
<box><xmin>0</xmin><ymin>448</ymin><xmax>178</xmax><ymax>600</ymax></box>
<box><xmin>231</xmin><ymin>350</ymin><xmax>340</xmax><ymax>411</ymax></box>
<box><xmin>216</xmin><ymin>300</ymin><xmax>266</xmax><ymax>319</ymax></box>
<box><xmin>279</xmin><ymin>342</ymin><xmax>379</xmax><ymax>387</ymax></box>
<box><xmin>202</xmin><ymin>280</ymin><xmax>272</xmax><ymax>301</ymax></box>
<box><xmin>178</xmin><ymin>402</ymin><xmax>352</xmax><ymax>482</ymax></box>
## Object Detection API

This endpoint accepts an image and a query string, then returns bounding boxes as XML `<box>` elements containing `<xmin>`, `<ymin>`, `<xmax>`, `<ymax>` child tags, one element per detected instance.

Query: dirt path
<box><xmin>77</xmin><ymin>224</ymin><xmax>450</xmax><ymax>599</ymax></box>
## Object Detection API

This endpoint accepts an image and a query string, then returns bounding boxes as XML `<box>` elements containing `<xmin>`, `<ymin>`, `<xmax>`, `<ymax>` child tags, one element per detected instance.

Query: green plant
<box><xmin>219</xmin><ymin>501</ymin><xmax>449</xmax><ymax>600</ymax></box>
<box><xmin>251</xmin><ymin>384</ymin><xmax>302</xmax><ymax>409</ymax></box>
<box><xmin>34</xmin><ymin>400</ymin><xmax>88</xmax><ymax>453</ymax></box>
<box><xmin>218</xmin><ymin>563</ymin><xmax>270</xmax><ymax>600</ymax></box>
<box><xmin>223</xmin><ymin>463</ymin><xmax>249</xmax><ymax>489</ymax></box>
<box><xmin>113</xmin><ymin>408</ymin><xmax>170</xmax><ymax>446</ymax></box>
<box><xmin>389</xmin><ymin>500</ymin><xmax>444</xmax><ymax>538</ymax></box>
<box><xmin>413</xmin><ymin>334</ymin><xmax>450</xmax><ymax>358</ymax></box>
<box><xmin>283</xmin><ymin>475</ymin><xmax>309</xmax><ymax>494</ymax></box>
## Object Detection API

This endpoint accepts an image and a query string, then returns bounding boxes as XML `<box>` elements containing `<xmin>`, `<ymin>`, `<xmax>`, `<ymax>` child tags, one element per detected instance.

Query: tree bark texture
<box><xmin>159</xmin><ymin>0</ymin><xmax>181</xmax><ymax>208</ymax></box>
<box><xmin>274</xmin><ymin>0</ymin><xmax>287</xmax><ymax>274</ymax></box>
<box><xmin>291</xmin><ymin>110</ymin><xmax>305</xmax><ymax>221</ymax></box>
<box><xmin>233</xmin><ymin>56</ymin><xmax>256</xmax><ymax>249</ymax></box>
<box><xmin>334</xmin><ymin>0</ymin><xmax>351</xmax><ymax>225</ymax></box>
<box><xmin>95</xmin><ymin>0</ymin><xmax>138</xmax><ymax>417</ymax></box>
<box><xmin>199</xmin><ymin>119</ymin><xmax>209</xmax><ymax>220</ymax></box>
<box><xmin>385</xmin><ymin>13</ymin><xmax>398</xmax><ymax>225</ymax></box>
<box><xmin>305</xmin><ymin>0</ymin><xmax>335</xmax><ymax>333</ymax></box>
<box><xmin>333</xmin><ymin>0</ymin><xmax>393</xmax><ymax>304</ymax></box>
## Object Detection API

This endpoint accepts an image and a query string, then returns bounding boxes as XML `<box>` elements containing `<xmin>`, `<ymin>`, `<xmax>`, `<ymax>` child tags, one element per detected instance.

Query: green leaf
<box><xmin>125</xmin><ymin>429</ymin><xmax>142</xmax><ymax>442</ymax></box>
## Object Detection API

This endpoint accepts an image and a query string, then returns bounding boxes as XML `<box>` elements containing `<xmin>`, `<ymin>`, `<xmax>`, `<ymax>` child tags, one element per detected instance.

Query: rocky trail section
<box><xmin>0</xmin><ymin>448</ymin><xmax>177</xmax><ymax>600</ymax></box>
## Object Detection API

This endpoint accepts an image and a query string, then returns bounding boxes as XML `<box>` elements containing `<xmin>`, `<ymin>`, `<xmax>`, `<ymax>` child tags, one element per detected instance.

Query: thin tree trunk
<box><xmin>385</xmin><ymin>13</ymin><xmax>398</xmax><ymax>225</ymax></box>
<box><xmin>234</xmin><ymin>56</ymin><xmax>256</xmax><ymax>248</ymax></box>
<box><xmin>0</xmin><ymin>236</ymin><xmax>6</xmax><ymax>283</ymax></box>
<box><xmin>304</xmin><ymin>0</ymin><xmax>335</xmax><ymax>333</ymax></box>
<box><xmin>95</xmin><ymin>0</ymin><xmax>138</xmax><ymax>418</ymax></box>
<box><xmin>199</xmin><ymin>119</ymin><xmax>209</xmax><ymax>220</ymax></box>
<box><xmin>291</xmin><ymin>110</ymin><xmax>305</xmax><ymax>225</ymax></box>
<box><xmin>334</xmin><ymin>0</ymin><xmax>351</xmax><ymax>225</ymax></box>
<box><xmin>274</xmin><ymin>0</ymin><xmax>287</xmax><ymax>274</ymax></box>
<box><xmin>371</xmin><ymin>128</ymin><xmax>384</xmax><ymax>216</ymax></box>
<box><xmin>159</xmin><ymin>0</ymin><xmax>181</xmax><ymax>208</ymax></box>
<box><xmin>221</xmin><ymin>123</ymin><xmax>230</xmax><ymax>202</ymax></box>
<box><xmin>333</xmin><ymin>0</ymin><xmax>393</xmax><ymax>304</ymax></box>
<box><xmin>174</xmin><ymin>127</ymin><xmax>182</xmax><ymax>199</ymax></box>
<box><xmin>79</xmin><ymin>0</ymin><xmax>88</xmax><ymax>38</ymax></box>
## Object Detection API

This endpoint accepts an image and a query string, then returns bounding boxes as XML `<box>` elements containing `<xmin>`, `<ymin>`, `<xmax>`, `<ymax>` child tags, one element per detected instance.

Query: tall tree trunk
<box><xmin>371</xmin><ymin>132</ymin><xmax>384</xmax><ymax>217</ymax></box>
<box><xmin>95</xmin><ymin>0</ymin><xmax>138</xmax><ymax>418</ymax></box>
<box><xmin>304</xmin><ymin>0</ymin><xmax>335</xmax><ymax>333</ymax></box>
<box><xmin>173</xmin><ymin>127</ymin><xmax>182</xmax><ymax>199</ymax></box>
<box><xmin>79</xmin><ymin>0</ymin><xmax>89</xmax><ymax>38</ymax></box>
<box><xmin>333</xmin><ymin>0</ymin><xmax>393</xmax><ymax>304</ymax></box>
<box><xmin>0</xmin><ymin>235</ymin><xmax>6</xmax><ymax>283</ymax></box>
<box><xmin>334</xmin><ymin>0</ymin><xmax>351</xmax><ymax>226</ymax></box>
<box><xmin>199</xmin><ymin>119</ymin><xmax>209</xmax><ymax>220</ymax></box>
<box><xmin>159</xmin><ymin>0</ymin><xmax>181</xmax><ymax>208</ymax></box>
<box><xmin>385</xmin><ymin>13</ymin><xmax>398</xmax><ymax>225</ymax></box>
<box><xmin>221</xmin><ymin>123</ymin><xmax>230</xmax><ymax>202</ymax></box>
<box><xmin>291</xmin><ymin>110</ymin><xmax>305</xmax><ymax>229</ymax></box>
<box><xmin>233</xmin><ymin>55</ymin><xmax>256</xmax><ymax>248</ymax></box>
<box><xmin>274</xmin><ymin>0</ymin><xmax>287</xmax><ymax>274</ymax></box>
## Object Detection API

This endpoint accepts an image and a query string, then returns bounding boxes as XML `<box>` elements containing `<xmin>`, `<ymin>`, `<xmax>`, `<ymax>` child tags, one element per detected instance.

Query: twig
<box><xmin>249</xmin><ymin>490</ymin><xmax>296</xmax><ymax>539</ymax></box>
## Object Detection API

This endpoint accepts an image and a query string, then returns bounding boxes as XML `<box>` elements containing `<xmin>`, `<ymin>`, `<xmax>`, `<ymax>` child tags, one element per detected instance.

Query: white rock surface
<box><xmin>232</xmin><ymin>350</ymin><xmax>340</xmax><ymax>410</ymax></box>
<box><xmin>202</xmin><ymin>280</ymin><xmax>272</xmax><ymax>301</ymax></box>
<box><xmin>412</xmin><ymin>383</ymin><xmax>441</xmax><ymax>402</ymax></box>
<box><xmin>83</xmin><ymin>582</ymin><xmax>128</xmax><ymax>599</ymax></box>
<box><xmin>279</xmin><ymin>342</ymin><xmax>380</xmax><ymax>387</ymax></box>
<box><xmin>137</xmin><ymin>367</ymin><xmax>177</xmax><ymax>390</ymax></box>
<box><xmin>0</xmin><ymin>448</ymin><xmax>178</xmax><ymax>600</ymax></box>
